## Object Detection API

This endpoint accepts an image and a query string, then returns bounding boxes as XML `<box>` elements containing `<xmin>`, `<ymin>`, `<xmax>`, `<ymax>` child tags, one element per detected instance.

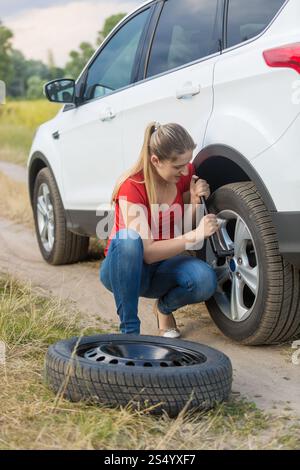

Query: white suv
<box><xmin>28</xmin><ymin>0</ymin><xmax>300</xmax><ymax>345</ymax></box>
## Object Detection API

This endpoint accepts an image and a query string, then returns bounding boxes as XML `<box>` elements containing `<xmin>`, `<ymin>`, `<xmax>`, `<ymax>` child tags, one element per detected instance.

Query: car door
<box><xmin>121</xmin><ymin>0</ymin><xmax>224</xmax><ymax>169</ymax></box>
<box><xmin>56</xmin><ymin>5</ymin><xmax>153</xmax><ymax>212</ymax></box>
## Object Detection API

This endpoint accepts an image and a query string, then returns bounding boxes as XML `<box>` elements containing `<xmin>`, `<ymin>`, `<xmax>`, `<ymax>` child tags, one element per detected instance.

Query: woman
<box><xmin>100</xmin><ymin>121</ymin><xmax>219</xmax><ymax>337</ymax></box>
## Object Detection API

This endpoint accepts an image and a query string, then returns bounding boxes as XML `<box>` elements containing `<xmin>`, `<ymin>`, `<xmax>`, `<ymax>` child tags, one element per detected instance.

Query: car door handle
<box><xmin>176</xmin><ymin>82</ymin><xmax>201</xmax><ymax>100</ymax></box>
<box><xmin>52</xmin><ymin>131</ymin><xmax>60</xmax><ymax>140</ymax></box>
<box><xmin>100</xmin><ymin>107</ymin><xmax>117</xmax><ymax>121</ymax></box>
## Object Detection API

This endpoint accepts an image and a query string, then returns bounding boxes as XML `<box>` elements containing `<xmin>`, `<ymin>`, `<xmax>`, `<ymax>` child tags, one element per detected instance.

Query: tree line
<box><xmin>0</xmin><ymin>13</ymin><xmax>126</xmax><ymax>100</ymax></box>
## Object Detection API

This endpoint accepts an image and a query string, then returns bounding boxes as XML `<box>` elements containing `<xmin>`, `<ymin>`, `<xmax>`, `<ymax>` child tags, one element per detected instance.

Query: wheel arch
<box><xmin>193</xmin><ymin>145</ymin><xmax>277</xmax><ymax>212</ymax></box>
<box><xmin>28</xmin><ymin>152</ymin><xmax>62</xmax><ymax>208</ymax></box>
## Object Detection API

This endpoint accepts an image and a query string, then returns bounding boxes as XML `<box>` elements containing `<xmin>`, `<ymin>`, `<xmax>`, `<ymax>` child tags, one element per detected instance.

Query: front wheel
<box><xmin>198</xmin><ymin>182</ymin><xmax>300</xmax><ymax>345</ymax></box>
<box><xmin>33</xmin><ymin>168</ymin><xmax>89</xmax><ymax>265</ymax></box>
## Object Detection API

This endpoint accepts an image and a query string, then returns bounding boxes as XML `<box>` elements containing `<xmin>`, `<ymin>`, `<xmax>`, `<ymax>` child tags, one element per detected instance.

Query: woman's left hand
<box><xmin>190</xmin><ymin>176</ymin><xmax>211</xmax><ymax>204</ymax></box>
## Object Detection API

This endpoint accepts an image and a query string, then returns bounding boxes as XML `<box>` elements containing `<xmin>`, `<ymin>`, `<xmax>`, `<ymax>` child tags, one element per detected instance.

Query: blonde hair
<box><xmin>111</xmin><ymin>121</ymin><xmax>197</xmax><ymax>207</ymax></box>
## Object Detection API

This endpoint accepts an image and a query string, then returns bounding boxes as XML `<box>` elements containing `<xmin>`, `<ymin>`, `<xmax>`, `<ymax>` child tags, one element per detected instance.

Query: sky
<box><xmin>1</xmin><ymin>0</ymin><xmax>144</xmax><ymax>67</ymax></box>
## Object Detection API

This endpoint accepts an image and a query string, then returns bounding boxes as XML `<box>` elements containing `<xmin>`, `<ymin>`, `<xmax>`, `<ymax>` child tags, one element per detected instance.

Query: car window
<box><xmin>227</xmin><ymin>0</ymin><xmax>286</xmax><ymax>48</ymax></box>
<box><xmin>83</xmin><ymin>8</ymin><xmax>151</xmax><ymax>101</ymax></box>
<box><xmin>146</xmin><ymin>0</ymin><xmax>223</xmax><ymax>78</ymax></box>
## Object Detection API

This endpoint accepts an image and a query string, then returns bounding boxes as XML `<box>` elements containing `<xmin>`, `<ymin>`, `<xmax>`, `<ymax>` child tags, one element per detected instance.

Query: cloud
<box><xmin>0</xmin><ymin>0</ymin><xmax>73</xmax><ymax>19</ymax></box>
<box><xmin>0</xmin><ymin>0</ymin><xmax>141</xmax><ymax>20</ymax></box>
<box><xmin>4</xmin><ymin>0</ymin><xmax>143</xmax><ymax>67</ymax></box>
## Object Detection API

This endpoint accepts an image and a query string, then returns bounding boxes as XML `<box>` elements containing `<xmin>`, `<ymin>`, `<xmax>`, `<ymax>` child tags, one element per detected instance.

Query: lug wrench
<box><xmin>200</xmin><ymin>195</ymin><xmax>234</xmax><ymax>258</ymax></box>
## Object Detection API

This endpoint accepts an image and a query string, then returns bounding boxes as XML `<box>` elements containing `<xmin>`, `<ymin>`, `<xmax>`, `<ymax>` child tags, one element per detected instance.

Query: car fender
<box><xmin>27</xmin><ymin>124</ymin><xmax>64</xmax><ymax>206</ymax></box>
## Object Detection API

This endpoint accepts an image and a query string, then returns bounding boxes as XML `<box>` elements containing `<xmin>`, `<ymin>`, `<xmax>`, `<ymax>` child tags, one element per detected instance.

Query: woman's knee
<box><xmin>184</xmin><ymin>261</ymin><xmax>217</xmax><ymax>301</ymax></box>
<box><xmin>202</xmin><ymin>265</ymin><xmax>218</xmax><ymax>300</ymax></box>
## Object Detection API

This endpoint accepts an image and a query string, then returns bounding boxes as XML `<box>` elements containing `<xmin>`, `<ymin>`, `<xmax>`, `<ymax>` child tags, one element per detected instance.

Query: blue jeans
<box><xmin>99</xmin><ymin>228</ymin><xmax>217</xmax><ymax>335</ymax></box>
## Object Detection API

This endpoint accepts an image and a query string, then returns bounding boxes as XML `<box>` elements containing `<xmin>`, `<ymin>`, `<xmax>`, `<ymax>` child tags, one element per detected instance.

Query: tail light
<box><xmin>263</xmin><ymin>43</ymin><xmax>300</xmax><ymax>74</ymax></box>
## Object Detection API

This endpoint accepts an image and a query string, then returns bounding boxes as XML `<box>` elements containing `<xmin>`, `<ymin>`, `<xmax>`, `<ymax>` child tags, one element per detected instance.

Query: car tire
<box><xmin>33</xmin><ymin>167</ymin><xmax>89</xmax><ymax>265</ymax></box>
<box><xmin>45</xmin><ymin>334</ymin><xmax>233</xmax><ymax>417</ymax></box>
<box><xmin>198</xmin><ymin>182</ymin><xmax>300</xmax><ymax>345</ymax></box>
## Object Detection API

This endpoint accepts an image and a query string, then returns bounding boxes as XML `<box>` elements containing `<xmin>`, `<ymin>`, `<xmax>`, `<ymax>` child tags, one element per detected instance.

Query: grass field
<box><xmin>0</xmin><ymin>100</ymin><xmax>61</xmax><ymax>165</ymax></box>
<box><xmin>0</xmin><ymin>275</ymin><xmax>299</xmax><ymax>450</ymax></box>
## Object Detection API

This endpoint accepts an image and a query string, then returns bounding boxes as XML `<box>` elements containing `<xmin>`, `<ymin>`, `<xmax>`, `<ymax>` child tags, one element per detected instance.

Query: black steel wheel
<box><xmin>45</xmin><ymin>334</ymin><xmax>232</xmax><ymax>417</ymax></box>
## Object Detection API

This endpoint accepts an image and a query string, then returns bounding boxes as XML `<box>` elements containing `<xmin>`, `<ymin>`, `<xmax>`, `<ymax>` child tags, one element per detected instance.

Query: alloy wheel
<box><xmin>207</xmin><ymin>210</ymin><xmax>259</xmax><ymax>322</ymax></box>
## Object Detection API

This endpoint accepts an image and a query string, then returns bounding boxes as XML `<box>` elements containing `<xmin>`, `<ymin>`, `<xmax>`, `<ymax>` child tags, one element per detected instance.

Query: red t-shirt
<box><xmin>104</xmin><ymin>162</ymin><xmax>196</xmax><ymax>257</ymax></box>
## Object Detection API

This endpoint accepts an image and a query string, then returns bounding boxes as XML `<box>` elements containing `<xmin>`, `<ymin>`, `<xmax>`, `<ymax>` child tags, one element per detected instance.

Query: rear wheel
<box><xmin>33</xmin><ymin>168</ymin><xmax>89</xmax><ymax>265</ymax></box>
<box><xmin>198</xmin><ymin>182</ymin><xmax>300</xmax><ymax>345</ymax></box>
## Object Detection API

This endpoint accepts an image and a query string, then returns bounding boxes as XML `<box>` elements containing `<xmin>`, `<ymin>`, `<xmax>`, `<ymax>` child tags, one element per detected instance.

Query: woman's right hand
<box><xmin>195</xmin><ymin>214</ymin><xmax>219</xmax><ymax>241</ymax></box>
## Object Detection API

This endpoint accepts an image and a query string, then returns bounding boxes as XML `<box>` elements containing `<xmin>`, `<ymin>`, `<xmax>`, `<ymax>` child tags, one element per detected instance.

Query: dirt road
<box><xmin>0</xmin><ymin>161</ymin><xmax>299</xmax><ymax>418</ymax></box>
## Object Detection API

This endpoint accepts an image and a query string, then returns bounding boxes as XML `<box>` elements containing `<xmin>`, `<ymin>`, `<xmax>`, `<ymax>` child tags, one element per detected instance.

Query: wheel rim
<box><xmin>36</xmin><ymin>183</ymin><xmax>55</xmax><ymax>253</ymax></box>
<box><xmin>207</xmin><ymin>210</ymin><xmax>259</xmax><ymax>322</ymax></box>
<box><xmin>79</xmin><ymin>340</ymin><xmax>206</xmax><ymax>368</ymax></box>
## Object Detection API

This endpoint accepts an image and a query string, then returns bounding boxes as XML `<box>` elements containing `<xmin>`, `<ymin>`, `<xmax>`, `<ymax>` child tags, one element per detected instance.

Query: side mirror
<box><xmin>44</xmin><ymin>79</ymin><xmax>76</xmax><ymax>104</ymax></box>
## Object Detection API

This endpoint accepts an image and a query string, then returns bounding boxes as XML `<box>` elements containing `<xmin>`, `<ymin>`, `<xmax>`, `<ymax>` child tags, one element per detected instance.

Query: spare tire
<box><xmin>45</xmin><ymin>334</ymin><xmax>232</xmax><ymax>417</ymax></box>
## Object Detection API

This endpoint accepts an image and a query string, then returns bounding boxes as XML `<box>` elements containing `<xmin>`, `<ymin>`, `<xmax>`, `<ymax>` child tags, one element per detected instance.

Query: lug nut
<box><xmin>238</xmin><ymin>258</ymin><xmax>242</xmax><ymax>265</ymax></box>
<box><xmin>236</xmin><ymin>272</ymin><xmax>241</xmax><ymax>279</ymax></box>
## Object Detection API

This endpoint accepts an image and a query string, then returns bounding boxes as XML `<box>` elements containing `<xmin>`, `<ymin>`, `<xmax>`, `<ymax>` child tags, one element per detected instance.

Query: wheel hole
<box><xmin>96</xmin><ymin>356</ymin><xmax>105</xmax><ymax>362</ymax></box>
<box><xmin>246</xmin><ymin>241</ymin><xmax>257</xmax><ymax>268</ymax></box>
<box><xmin>243</xmin><ymin>284</ymin><xmax>255</xmax><ymax>309</ymax></box>
<box><xmin>223</xmin><ymin>279</ymin><xmax>232</xmax><ymax>300</ymax></box>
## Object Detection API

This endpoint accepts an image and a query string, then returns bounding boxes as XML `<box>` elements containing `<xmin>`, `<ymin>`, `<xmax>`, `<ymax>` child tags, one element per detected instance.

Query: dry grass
<box><xmin>0</xmin><ymin>171</ymin><xmax>33</xmax><ymax>228</ymax></box>
<box><xmin>0</xmin><ymin>275</ymin><xmax>299</xmax><ymax>450</ymax></box>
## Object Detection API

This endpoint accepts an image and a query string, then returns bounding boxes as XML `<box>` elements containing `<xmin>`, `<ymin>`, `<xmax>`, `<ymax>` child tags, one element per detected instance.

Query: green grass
<box><xmin>0</xmin><ymin>100</ymin><xmax>61</xmax><ymax>165</ymax></box>
<box><xmin>0</xmin><ymin>275</ymin><xmax>299</xmax><ymax>450</ymax></box>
